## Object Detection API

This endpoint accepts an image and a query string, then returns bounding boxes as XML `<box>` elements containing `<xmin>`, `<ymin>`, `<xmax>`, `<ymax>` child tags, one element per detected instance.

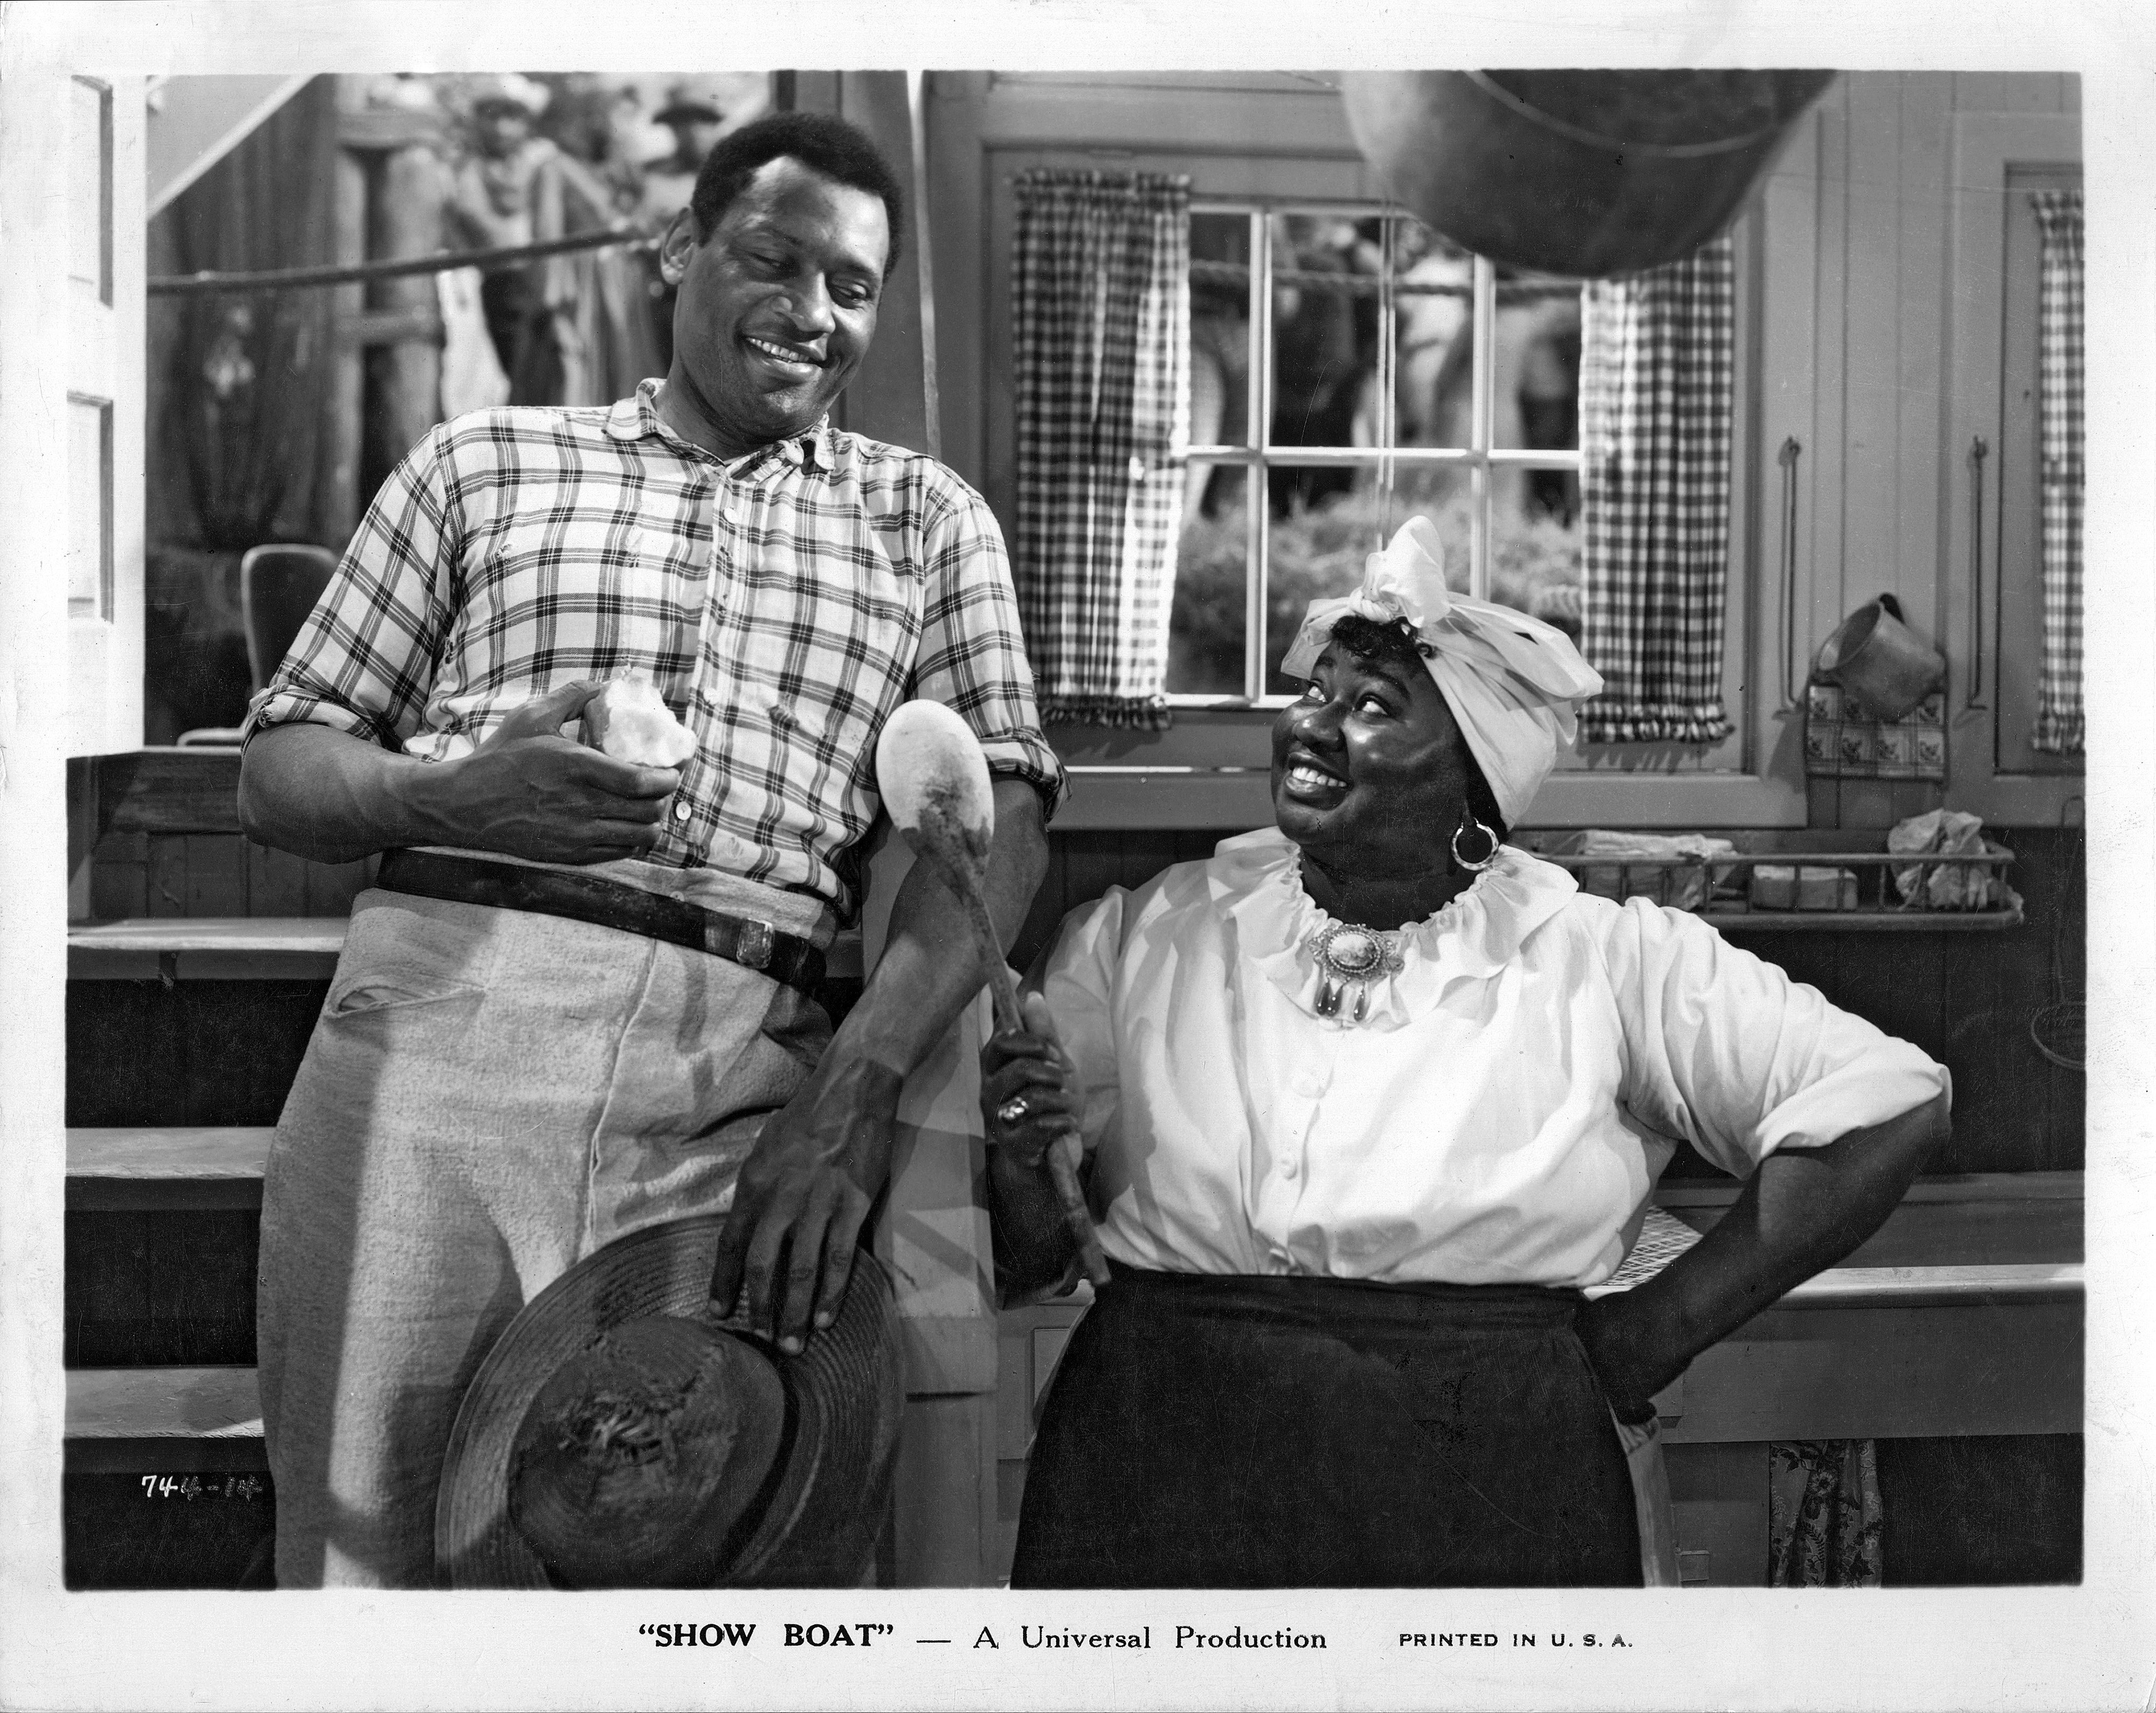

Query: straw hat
<box><xmin>654</xmin><ymin>78</ymin><xmax>734</xmax><ymax>128</ymax></box>
<box><xmin>465</xmin><ymin>73</ymin><xmax>552</xmax><ymax>119</ymax></box>
<box><xmin>436</xmin><ymin>1216</ymin><xmax>904</xmax><ymax>1588</ymax></box>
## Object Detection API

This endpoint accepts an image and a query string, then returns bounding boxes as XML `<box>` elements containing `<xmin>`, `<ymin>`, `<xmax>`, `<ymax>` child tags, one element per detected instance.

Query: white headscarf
<box><xmin>1279</xmin><ymin>517</ymin><xmax>1603</xmax><ymax>827</ymax></box>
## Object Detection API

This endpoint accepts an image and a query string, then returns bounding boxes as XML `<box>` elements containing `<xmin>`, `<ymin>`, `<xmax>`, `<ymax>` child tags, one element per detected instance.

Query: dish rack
<box><xmin>1521</xmin><ymin>836</ymin><xmax>2022</xmax><ymax>931</ymax></box>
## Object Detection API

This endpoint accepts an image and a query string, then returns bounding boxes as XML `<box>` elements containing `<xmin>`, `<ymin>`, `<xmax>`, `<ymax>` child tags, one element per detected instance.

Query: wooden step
<box><xmin>70</xmin><ymin>918</ymin><xmax>347</xmax><ymax>981</ymax></box>
<box><xmin>68</xmin><ymin>1127</ymin><xmax>273</xmax><ymax>1211</ymax></box>
<box><xmin>65</xmin><ymin>1367</ymin><xmax>266</xmax><ymax>1474</ymax></box>
<box><xmin>69</xmin><ymin>917</ymin><xmax>865</xmax><ymax>981</ymax></box>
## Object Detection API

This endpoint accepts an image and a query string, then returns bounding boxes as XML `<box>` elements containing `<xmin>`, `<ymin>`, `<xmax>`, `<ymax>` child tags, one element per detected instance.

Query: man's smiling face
<box><xmin>658</xmin><ymin>155</ymin><xmax>890</xmax><ymax>459</ymax></box>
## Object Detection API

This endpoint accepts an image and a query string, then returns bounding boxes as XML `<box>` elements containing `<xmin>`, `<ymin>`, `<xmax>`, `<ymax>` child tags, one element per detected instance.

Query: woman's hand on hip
<box><xmin>1572</xmin><ymin>1291</ymin><xmax>1678</xmax><ymax>1426</ymax></box>
<box><xmin>1572</xmin><ymin>1094</ymin><xmax>1950</xmax><ymax>1427</ymax></box>
<box><xmin>980</xmin><ymin>991</ymin><xmax>1084</xmax><ymax>1175</ymax></box>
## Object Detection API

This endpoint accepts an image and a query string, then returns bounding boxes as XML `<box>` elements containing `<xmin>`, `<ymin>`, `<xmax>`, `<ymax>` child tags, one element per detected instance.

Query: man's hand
<box><xmin>422</xmin><ymin>681</ymin><xmax>682</xmax><ymax>863</ymax></box>
<box><xmin>703</xmin><ymin>777</ymin><xmax>1050</xmax><ymax>1353</ymax></box>
<box><xmin>240</xmin><ymin>681</ymin><xmax>684</xmax><ymax>867</ymax></box>
<box><xmin>709</xmin><ymin>1054</ymin><xmax>904</xmax><ymax>1353</ymax></box>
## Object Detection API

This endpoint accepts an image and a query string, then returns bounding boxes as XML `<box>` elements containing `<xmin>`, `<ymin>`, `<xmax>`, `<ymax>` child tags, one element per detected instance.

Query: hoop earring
<box><xmin>1450</xmin><ymin>811</ymin><xmax>1499</xmax><ymax>873</ymax></box>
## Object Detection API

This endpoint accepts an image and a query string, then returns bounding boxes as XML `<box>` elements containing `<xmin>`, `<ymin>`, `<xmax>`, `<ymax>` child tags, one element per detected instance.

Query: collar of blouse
<box><xmin>1206</xmin><ymin>826</ymin><xmax>1579</xmax><ymax>1029</ymax></box>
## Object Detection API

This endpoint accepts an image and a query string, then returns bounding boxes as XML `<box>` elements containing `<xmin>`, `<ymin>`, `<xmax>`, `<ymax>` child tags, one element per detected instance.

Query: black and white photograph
<box><xmin>0</xmin><ymin>2</ymin><xmax>2151</xmax><ymax>1709</ymax></box>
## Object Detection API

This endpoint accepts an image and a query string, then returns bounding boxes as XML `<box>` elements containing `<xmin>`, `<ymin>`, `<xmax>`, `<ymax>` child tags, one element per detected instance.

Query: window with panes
<box><xmin>1169</xmin><ymin>202</ymin><xmax>1586</xmax><ymax>705</ymax></box>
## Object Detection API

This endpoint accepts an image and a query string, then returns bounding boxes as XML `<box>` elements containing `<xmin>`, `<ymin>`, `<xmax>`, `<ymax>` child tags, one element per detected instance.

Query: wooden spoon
<box><xmin>875</xmin><ymin>701</ymin><xmax>1110</xmax><ymax>1286</ymax></box>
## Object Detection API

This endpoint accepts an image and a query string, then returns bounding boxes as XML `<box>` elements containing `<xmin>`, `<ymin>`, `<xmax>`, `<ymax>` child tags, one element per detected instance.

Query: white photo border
<box><xmin>2</xmin><ymin>3</ymin><xmax>2151</xmax><ymax>1709</ymax></box>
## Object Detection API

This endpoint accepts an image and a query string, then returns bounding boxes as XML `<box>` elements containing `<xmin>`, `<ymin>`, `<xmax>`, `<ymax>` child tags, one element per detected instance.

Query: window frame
<box><xmin>1177</xmin><ymin>198</ymin><xmax>1585</xmax><ymax>707</ymax></box>
<box><xmin>944</xmin><ymin>71</ymin><xmax>1808</xmax><ymax>831</ymax></box>
<box><xmin>1941</xmin><ymin>110</ymin><xmax>2085</xmax><ymax>825</ymax></box>
<box><xmin>63</xmin><ymin>71</ymin><xmax>144</xmax><ymax>759</ymax></box>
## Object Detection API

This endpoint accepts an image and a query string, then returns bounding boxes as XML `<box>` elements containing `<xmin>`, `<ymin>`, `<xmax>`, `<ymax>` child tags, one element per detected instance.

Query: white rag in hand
<box><xmin>583</xmin><ymin>675</ymin><xmax>696</xmax><ymax>768</ymax></box>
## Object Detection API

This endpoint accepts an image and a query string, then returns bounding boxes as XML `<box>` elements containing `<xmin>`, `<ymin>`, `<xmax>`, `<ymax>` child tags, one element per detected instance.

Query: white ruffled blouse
<box><xmin>1036</xmin><ymin>827</ymin><xmax>1950</xmax><ymax>1288</ymax></box>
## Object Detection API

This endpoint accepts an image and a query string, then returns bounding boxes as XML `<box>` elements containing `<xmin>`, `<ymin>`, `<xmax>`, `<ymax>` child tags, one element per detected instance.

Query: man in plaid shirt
<box><xmin>238</xmin><ymin>111</ymin><xmax>1061</xmax><ymax>1587</ymax></box>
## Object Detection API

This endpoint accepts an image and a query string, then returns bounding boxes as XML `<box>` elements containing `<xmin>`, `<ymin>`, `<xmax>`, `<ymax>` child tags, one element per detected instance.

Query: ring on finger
<box><xmin>996</xmin><ymin>1094</ymin><xmax>1031</xmax><ymax>1127</ymax></box>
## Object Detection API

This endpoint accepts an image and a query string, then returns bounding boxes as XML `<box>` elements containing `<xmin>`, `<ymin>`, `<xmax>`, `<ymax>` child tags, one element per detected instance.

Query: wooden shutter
<box><xmin>65</xmin><ymin>75</ymin><xmax>145</xmax><ymax>757</ymax></box>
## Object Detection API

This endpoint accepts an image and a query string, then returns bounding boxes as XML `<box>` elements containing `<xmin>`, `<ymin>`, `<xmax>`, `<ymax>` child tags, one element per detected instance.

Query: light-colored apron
<box><xmin>1612</xmin><ymin>1408</ymin><xmax>1683</xmax><ymax>1585</ymax></box>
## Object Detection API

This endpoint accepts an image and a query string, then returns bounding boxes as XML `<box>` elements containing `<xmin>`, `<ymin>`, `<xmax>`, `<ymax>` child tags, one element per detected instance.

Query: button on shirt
<box><xmin>246</xmin><ymin>381</ymin><xmax>1064</xmax><ymax>916</ymax></box>
<box><xmin>1036</xmin><ymin>828</ymin><xmax>1950</xmax><ymax>1289</ymax></box>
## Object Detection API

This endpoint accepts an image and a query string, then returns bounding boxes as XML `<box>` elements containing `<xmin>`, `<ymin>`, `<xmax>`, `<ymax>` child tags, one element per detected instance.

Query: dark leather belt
<box><xmin>373</xmin><ymin>848</ymin><xmax>826</xmax><ymax>997</ymax></box>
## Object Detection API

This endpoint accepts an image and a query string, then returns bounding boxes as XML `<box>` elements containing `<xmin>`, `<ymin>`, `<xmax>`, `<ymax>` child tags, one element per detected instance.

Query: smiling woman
<box><xmin>975</xmin><ymin>517</ymin><xmax>1952</xmax><ymax>1588</ymax></box>
<box><xmin>1272</xmin><ymin>613</ymin><xmax>1494</xmax><ymax>931</ymax></box>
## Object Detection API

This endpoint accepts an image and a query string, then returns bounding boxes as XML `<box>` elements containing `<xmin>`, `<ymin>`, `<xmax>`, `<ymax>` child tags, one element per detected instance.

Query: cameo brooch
<box><xmin>1306</xmin><ymin>921</ymin><xmax>1406</xmax><ymax>1023</ymax></box>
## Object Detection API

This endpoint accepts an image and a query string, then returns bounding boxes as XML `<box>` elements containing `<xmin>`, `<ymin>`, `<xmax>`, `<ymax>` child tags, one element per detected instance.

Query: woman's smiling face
<box><xmin>1271</xmin><ymin>637</ymin><xmax>1477</xmax><ymax>880</ymax></box>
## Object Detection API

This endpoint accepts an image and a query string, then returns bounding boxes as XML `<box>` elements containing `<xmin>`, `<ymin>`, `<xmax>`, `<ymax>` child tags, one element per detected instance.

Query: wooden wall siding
<box><xmin>1011</xmin><ymin>824</ymin><xmax>2084</xmax><ymax>1177</ymax></box>
<box><xmin>1009</xmin><ymin>828</ymin><xmax>1225</xmax><ymax>975</ymax></box>
<box><xmin>1794</xmin><ymin>74</ymin><xmax>1931</xmax><ymax>672</ymax></box>
<box><xmin>1802</xmin><ymin>73</ymin><xmax>1958</xmax><ymax>662</ymax></box>
<box><xmin>1792</xmin><ymin>71</ymin><xmax>2081</xmax><ymax>832</ymax></box>
<box><xmin>1805</xmin><ymin>775</ymin><xmax>1948</xmax><ymax>833</ymax></box>
<box><xmin>67</xmin><ymin>1210</ymin><xmax>259</xmax><ymax>1367</ymax></box>
<box><xmin>71</xmin><ymin>750</ymin><xmax>376</xmax><ymax>922</ymax></box>
<box><xmin>65</xmin><ymin>1473</ymin><xmax>275</xmax><ymax>1591</ymax></box>
<box><xmin>1948</xmin><ymin>74</ymin><xmax>2079</xmax><ymax>115</ymax></box>
<box><xmin>85</xmin><ymin>830</ymin><xmax>375</xmax><ymax>922</ymax></box>
<box><xmin>1876</xmin><ymin>1432</ymin><xmax>2082</xmax><ymax>1585</ymax></box>
<box><xmin>67</xmin><ymin>981</ymin><xmax>327</xmax><ymax>1128</ymax></box>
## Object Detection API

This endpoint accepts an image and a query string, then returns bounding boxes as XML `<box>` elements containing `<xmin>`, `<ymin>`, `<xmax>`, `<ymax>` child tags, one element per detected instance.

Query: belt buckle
<box><xmin>735</xmin><ymin>919</ymin><xmax>775</xmax><ymax>972</ymax></box>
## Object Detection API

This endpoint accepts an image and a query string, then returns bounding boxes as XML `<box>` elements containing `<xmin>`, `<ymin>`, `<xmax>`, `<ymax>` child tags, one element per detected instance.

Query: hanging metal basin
<box><xmin>1340</xmin><ymin>69</ymin><xmax>1837</xmax><ymax>277</ymax></box>
<box><xmin>1815</xmin><ymin>592</ymin><xmax>1947</xmax><ymax>722</ymax></box>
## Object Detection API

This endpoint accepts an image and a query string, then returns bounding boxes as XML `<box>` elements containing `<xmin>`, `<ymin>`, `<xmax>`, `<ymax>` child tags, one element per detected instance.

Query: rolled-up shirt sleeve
<box><xmin>1603</xmin><ymin>897</ymin><xmax>1950</xmax><ymax>1179</ymax></box>
<box><xmin>910</xmin><ymin>477</ymin><xmax>1067</xmax><ymax>822</ymax></box>
<box><xmin>241</xmin><ymin>425</ymin><xmax>462</xmax><ymax>750</ymax></box>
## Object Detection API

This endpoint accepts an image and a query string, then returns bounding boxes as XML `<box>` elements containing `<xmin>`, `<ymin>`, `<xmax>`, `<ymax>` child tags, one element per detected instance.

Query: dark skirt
<box><xmin>1011</xmin><ymin>1265</ymin><xmax>1641</xmax><ymax>1588</ymax></box>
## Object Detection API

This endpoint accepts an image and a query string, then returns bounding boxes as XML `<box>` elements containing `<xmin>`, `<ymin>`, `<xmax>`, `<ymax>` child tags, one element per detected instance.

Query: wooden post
<box><xmin>788</xmin><ymin>71</ymin><xmax>842</xmax><ymax>116</ymax></box>
<box><xmin>860</xmin><ymin>828</ymin><xmax>1002</xmax><ymax>1585</ymax></box>
<box><xmin>828</xmin><ymin>77</ymin><xmax>990</xmax><ymax>1576</ymax></box>
<box><xmin>315</xmin><ymin>76</ymin><xmax>367</xmax><ymax>547</ymax></box>
<box><xmin>367</xmin><ymin>142</ymin><xmax>444</xmax><ymax>483</ymax></box>
<box><xmin>0</xmin><ymin>50</ymin><xmax>75</xmax><ymax>1550</ymax></box>
<box><xmin>831</xmin><ymin>72</ymin><xmax>932</xmax><ymax>454</ymax></box>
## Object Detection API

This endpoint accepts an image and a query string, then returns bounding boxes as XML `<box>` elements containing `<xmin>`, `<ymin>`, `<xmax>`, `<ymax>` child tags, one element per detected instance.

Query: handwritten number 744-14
<box><xmin>139</xmin><ymin>1475</ymin><xmax>264</xmax><ymax>1500</ymax></box>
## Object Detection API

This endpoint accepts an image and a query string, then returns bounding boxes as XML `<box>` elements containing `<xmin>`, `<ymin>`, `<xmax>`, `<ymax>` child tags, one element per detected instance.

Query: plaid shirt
<box><xmin>248</xmin><ymin>381</ymin><xmax>1064</xmax><ymax>915</ymax></box>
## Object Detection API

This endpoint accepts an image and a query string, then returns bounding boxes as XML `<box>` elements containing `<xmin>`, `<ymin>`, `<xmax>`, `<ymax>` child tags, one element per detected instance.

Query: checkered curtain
<box><xmin>2031</xmin><ymin>191</ymin><xmax>2085</xmax><ymax>756</ymax></box>
<box><xmin>1577</xmin><ymin>236</ymin><xmax>1737</xmax><ymax>745</ymax></box>
<box><xmin>1012</xmin><ymin>171</ymin><xmax>1190</xmax><ymax>728</ymax></box>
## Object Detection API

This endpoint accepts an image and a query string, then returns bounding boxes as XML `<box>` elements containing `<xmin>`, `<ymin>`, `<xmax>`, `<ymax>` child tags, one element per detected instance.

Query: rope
<box><xmin>1190</xmin><ymin>259</ymin><xmax>1582</xmax><ymax>304</ymax></box>
<box><xmin>148</xmin><ymin>226</ymin><xmax>659</xmax><ymax>297</ymax></box>
<box><xmin>152</xmin><ymin>234</ymin><xmax>1582</xmax><ymax>305</ymax></box>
